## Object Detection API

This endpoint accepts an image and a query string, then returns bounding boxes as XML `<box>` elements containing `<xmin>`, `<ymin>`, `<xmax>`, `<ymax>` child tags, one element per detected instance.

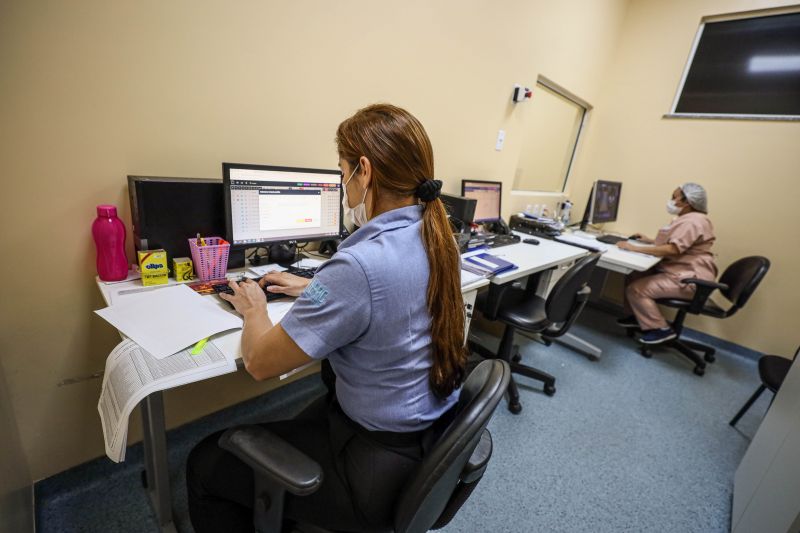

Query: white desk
<box><xmin>554</xmin><ymin>231</ymin><xmax>660</xmax><ymax>274</ymax></box>
<box><xmin>96</xmin><ymin>266</ymin><xmax>488</xmax><ymax>532</ymax></box>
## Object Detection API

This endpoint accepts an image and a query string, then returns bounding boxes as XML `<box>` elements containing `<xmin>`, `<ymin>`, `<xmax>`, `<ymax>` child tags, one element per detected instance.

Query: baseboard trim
<box><xmin>680</xmin><ymin>327</ymin><xmax>762</xmax><ymax>361</ymax></box>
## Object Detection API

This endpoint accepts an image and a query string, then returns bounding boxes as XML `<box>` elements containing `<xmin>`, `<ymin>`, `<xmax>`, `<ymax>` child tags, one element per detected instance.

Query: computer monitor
<box><xmin>461</xmin><ymin>180</ymin><xmax>502</xmax><ymax>222</ymax></box>
<box><xmin>580</xmin><ymin>180</ymin><xmax>622</xmax><ymax>230</ymax></box>
<box><xmin>440</xmin><ymin>193</ymin><xmax>477</xmax><ymax>230</ymax></box>
<box><xmin>128</xmin><ymin>176</ymin><xmax>246</xmax><ymax>271</ymax></box>
<box><xmin>222</xmin><ymin>163</ymin><xmax>344</xmax><ymax>248</ymax></box>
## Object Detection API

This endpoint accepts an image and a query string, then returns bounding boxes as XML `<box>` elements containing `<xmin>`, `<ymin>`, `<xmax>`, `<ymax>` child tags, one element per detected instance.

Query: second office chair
<box><xmin>470</xmin><ymin>254</ymin><xmax>599</xmax><ymax>413</ymax></box>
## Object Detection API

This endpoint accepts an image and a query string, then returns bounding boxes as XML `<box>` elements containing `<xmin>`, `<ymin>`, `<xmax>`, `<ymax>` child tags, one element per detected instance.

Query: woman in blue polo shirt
<box><xmin>187</xmin><ymin>104</ymin><xmax>467</xmax><ymax>532</ymax></box>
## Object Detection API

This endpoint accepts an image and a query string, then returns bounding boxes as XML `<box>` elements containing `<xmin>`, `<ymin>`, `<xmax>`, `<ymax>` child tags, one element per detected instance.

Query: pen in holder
<box><xmin>188</xmin><ymin>237</ymin><xmax>230</xmax><ymax>281</ymax></box>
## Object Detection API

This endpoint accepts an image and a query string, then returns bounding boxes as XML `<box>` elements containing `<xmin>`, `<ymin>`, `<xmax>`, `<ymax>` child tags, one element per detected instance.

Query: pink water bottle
<box><xmin>92</xmin><ymin>204</ymin><xmax>129</xmax><ymax>281</ymax></box>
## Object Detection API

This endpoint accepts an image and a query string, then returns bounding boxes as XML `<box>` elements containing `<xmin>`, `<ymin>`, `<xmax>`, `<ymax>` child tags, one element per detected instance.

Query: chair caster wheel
<box><xmin>508</xmin><ymin>402</ymin><xmax>522</xmax><ymax>414</ymax></box>
<box><xmin>542</xmin><ymin>337</ymin><xmax>552</xmax><ymax>347</ymax></box>
<box><xmin>693</xmin><ymin>366</ymin><xmax>705</xmax><ymax>376</ymax></box>
<box><xmin>639</xmin><ymin>347</ymin><xmax>652</xmax><ymax>358</ymax></box>
<box><xmin>511</xmin><ymin>352</ymin><xmax>522</xmax><ymax>363</ymax></box>
<box><xmin>704</xmin><ymin>354</ymin><xmax>716</xmax><ymax>363</ymax></box>
<box><xmin>544</xmin><ymin>385</ymin><xmax>556</xmax><ymax>396</ymax></box>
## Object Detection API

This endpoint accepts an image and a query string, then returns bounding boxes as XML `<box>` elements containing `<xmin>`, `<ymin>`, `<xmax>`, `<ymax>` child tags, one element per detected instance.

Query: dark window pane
<box><xmin>676</xmin><ymin>12</ymin><xmax>800</xmax><ymax>116</ymax></box>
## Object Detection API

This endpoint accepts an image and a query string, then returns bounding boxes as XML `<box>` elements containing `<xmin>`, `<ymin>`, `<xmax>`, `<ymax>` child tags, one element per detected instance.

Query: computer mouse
<box><xmin>523</xmin><ymin>238</ymin><xmax>540</xmax><ymax>245</ymax></box>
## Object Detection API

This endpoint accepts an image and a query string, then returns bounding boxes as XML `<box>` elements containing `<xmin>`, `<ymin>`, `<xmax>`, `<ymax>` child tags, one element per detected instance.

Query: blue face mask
<box><xmin>342</xmin><ymin>163</ymin><xmax>368</xmax><ymax>226</ymax></box>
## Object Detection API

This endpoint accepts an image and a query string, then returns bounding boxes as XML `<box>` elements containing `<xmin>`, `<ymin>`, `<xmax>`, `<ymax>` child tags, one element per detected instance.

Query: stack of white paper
<box><xmin>95</xmin><ymin>284</ymin><xmax>243</xmax><ymax>359</ymax></box>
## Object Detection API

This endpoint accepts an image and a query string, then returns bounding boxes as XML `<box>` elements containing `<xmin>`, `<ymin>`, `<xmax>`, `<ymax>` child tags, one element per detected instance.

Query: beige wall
<box><xmin>0</xmin><ymin>0</ymin><xmax>629</xmax><ymax>479</ymax></box>
<box><xmin>565</xmin><ymin>0</ymin><xmax>800</xmax><ymax>356</ymax></box>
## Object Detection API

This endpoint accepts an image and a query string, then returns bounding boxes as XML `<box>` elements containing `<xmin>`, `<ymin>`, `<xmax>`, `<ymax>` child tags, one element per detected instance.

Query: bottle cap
<box><xmin>97</xmin><ymin>204</ymin><xmax>117</xmax><ymax>217</ymax></box>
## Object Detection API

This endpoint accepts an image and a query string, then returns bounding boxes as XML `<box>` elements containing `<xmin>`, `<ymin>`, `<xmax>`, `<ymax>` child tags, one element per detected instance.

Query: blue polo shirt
<box><xmin>280</xmin><ymin>205</ymin><xmax>459</xmax><ymax>432</ymax></box>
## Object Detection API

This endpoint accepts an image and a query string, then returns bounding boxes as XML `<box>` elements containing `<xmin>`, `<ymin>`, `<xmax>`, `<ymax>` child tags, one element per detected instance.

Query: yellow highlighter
<box><xmin>191</xmin><ymin>337</ymin><xmax>209</xmax><ymax>355</ymax></box>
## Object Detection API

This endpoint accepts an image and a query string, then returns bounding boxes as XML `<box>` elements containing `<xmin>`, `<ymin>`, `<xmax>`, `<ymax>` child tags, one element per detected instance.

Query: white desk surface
<box><xmin>97</xmin><ymin>265</ymin><xmax>490</xmax><ymax>307</ymax></box>
<box><xmin>556</xmin><ymin>231</ymin><xmax>660</xmax><ymax>274</ymax></box>
<box><xmin>463</xmin><ymin>233</ymin><xmax>589</xmax><ymax>285</ymax></box>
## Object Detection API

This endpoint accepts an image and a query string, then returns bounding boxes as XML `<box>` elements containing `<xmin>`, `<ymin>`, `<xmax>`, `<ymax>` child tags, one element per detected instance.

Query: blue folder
<box><xmin>462</xmin><ymin>253</ymin><xmax>518</xmax><ymax>275</ymax></box>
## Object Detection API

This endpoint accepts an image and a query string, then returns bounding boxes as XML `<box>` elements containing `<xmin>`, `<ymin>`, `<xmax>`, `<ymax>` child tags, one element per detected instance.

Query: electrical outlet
<box><xmin>495</xmin><ymin>130</ymin><xmax>505</xmax><ymax>151</ymax></box>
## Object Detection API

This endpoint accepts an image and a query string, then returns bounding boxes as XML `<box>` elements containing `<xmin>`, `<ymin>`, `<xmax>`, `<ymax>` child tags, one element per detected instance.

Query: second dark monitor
<box><xmin>441</xmin><ymin>193</ymin><xmax>477</xmax><ymax>228</ymax></box>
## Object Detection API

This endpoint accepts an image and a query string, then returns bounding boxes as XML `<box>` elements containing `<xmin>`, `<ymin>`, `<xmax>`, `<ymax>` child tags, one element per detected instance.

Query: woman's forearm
<box><xmin>240</xmin><ymin>308</ymin><xmax>274</xmax><ymax>376</ymax></box>
<box><xmin>640</xmin><ymin>243</ymin><xmax>680</xmax><ymax>257</ymax></box>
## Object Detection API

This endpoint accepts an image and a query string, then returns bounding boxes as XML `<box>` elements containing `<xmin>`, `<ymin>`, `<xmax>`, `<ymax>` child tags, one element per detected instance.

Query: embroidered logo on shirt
<box><xmin>303</xmin><ymin>278</ymin><xmax>329</xmax><ymax>306</ymax></box>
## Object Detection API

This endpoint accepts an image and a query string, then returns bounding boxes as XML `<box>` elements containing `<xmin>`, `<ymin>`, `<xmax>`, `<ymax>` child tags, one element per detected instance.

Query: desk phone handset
<box><xmin>485</xmin><ymin>218</ymin><xmax>512</xmax><ymax>236</ymax></box>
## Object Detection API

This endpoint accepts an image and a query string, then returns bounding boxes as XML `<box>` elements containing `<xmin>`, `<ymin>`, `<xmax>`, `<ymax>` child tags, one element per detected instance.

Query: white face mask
<box><xmin>342</xmin><ymin>163</ymin><xmax>369</xmax><ymax>227</ymax></box>
<box><xmin>666</xmin><ymin>199</ymin><xmax>682</xmax><ymax>215</ymax></box>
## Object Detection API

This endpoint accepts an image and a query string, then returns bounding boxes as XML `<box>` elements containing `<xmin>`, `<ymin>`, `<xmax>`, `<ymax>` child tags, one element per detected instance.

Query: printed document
<box><xmin>97</xmin><ymin>339</ymin><xmax>237</xmax><ymax>462</ymax></box>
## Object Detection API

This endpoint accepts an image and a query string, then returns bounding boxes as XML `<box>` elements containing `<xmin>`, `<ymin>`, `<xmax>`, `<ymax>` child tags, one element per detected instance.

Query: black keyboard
<box><xmin>467</xmin><ymin>234</ymin><xmax>521</xmax><ymax>250</ymax></box>
<box><xmin>596</xmin><ymin>234</ymin><xmax>626</xmax><ymax>244</ymax></box>
<box><xmin>285</xmin><ymin>266</ymin><xmax>317</xmax><ymax>278</ymax></box>
<box><xmin>212</xmin><ymin>278</ymin><xmax>288</xmax><ymax>302</ymax></box>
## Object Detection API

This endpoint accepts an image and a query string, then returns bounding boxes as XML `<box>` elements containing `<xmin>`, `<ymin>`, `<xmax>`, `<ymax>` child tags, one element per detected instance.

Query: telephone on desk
<box><xmin>481</xmin><ymin>218</ymin><xmax>512</xmax><ymax>236</ymax></box>
<box><xmin>508</xmin><ymin>214</ymin><xmax>560</xmax><ymax>239</ymax></box>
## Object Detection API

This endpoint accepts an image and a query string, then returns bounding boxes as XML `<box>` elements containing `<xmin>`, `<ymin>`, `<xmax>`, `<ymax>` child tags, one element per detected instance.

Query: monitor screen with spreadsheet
<box><xmin>461</xmin><ymin>180</ymin><xmax>502</xmax><ymax>222</ymax></box>
<box><xmin>223</xmin><ymin>163</ymin><xmax>344</xmax><ymax>247</ymax></box>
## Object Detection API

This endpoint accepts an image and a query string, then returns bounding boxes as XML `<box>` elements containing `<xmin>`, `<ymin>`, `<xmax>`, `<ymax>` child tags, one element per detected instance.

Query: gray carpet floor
<box><xmin>36</xmin><ymin>308</ymin><xmax>768</xmax><ymax>532</ymax></box>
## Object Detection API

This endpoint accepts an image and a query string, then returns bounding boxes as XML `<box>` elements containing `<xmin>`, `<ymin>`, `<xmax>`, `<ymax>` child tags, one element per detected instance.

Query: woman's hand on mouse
<box><xmin>219</xmin><ymin>278</ymin><xmax>267</xmax><ymax>317</ymax></box>
<box><xmin>629</xmin><ymin>233</ymin><xmax>654</xmax><ymax>244</ymax></box>
<box><xmin>259</xmin><ymin>271</ymin><xmax>311</xmax><ymax>297</ymax></box>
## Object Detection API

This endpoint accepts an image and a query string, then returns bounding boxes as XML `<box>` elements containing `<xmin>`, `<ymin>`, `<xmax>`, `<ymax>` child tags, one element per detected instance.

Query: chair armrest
<box><xmin>680</xmin><ymin>278</ymin><xmax>728</xmax><ymax>314</ymax></box>
<box><xmin>219</xmin><ymin>425</ymin><xmax>323</xmax><ymax>496</ymax></box>
<box><xmin>543</xmin><ymin>286</ymin><xmax>591</xmax><ymax>339</ymax></box>
<box><xmin>461</xmin><ymin>429</ymin><xmax>492</xmax><ymax>484</ymax></box>
<box><xmin>680</xmin><ymin>278</ymin><xmax>729</xmax><ymax>291</ymax></box>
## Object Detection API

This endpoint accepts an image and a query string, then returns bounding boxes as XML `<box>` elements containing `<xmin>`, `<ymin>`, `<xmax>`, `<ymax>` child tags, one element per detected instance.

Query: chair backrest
<box><xmin>718</xmin><ymin>256</ymin><xmax>770</xmax><ymax>314</ymax></box>
<box><xmin>393</xmin><ymin>359</ymin><xmax>511</xmax><ymax>533</ymax></box>
<box><xmin>544</xmin><ymin>253</ymin><xmax>600</xmax><ymax>326</ymax></box>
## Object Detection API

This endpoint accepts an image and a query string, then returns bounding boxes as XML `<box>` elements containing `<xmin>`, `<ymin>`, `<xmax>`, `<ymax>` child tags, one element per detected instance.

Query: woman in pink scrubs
<box><xmin>616</xmin><ymin>183</ymin><xmax>716</xmax><ymax>344</ymax></box>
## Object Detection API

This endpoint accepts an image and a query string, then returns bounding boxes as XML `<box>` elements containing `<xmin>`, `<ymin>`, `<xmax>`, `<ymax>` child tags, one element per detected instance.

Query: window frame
<box><xmin>666</xmin><ymin>6</ymin><xmax>800</xmax><ymax>122</ymax></box>
<box><xmin>512</xmin><ymin>75</ymin><xmax>591</xmax><ymax>195</ymax></box>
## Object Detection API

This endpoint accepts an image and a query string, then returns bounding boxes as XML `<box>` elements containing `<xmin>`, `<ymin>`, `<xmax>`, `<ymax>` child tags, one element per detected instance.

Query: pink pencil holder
<box><xmin>188</xmin><ymin>237</ymin><xmax>230</xmax><ymax>281</ymax></box>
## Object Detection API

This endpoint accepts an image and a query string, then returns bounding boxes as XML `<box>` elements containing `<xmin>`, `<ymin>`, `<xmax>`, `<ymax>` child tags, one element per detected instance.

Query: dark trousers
<box><xmin>186</xmin><ymin>372</ymin><xmax>425</xmax><ymax>532</ymax></box>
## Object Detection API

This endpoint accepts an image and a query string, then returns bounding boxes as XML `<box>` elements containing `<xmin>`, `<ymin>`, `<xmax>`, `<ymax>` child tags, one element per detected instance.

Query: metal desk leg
<box><xmin>141</xmin><ymin>391</ymin><xmax>177</xmax><ymax>533</ymax></box>
<box><xmin>554</xmin><ymin>333</ymin><xmax>602</xmax><ymax>361</ymax></box>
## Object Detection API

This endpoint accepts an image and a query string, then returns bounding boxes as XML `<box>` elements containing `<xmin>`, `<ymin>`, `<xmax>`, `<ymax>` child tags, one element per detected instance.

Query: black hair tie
<box><xmin>416</xmin><ymin>179</ymin><xmax>442</xmax><ymax>202</ymax></box>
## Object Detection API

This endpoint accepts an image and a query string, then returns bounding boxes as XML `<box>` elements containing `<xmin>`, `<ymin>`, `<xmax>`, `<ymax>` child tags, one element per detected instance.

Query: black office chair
<box><xmin>729</xmin><ymin>346</ymin><xmax>798</xmax><ymax>427</ymax></box>
<box><xmin>633</xmin><ymin>256</ymin><xmax>770</xmax><ymax>376</ymax></box>
<box><xmin>470</xmin><ymin>254</ymin><xmax>600</xmax><ymax>413</ymax></box>
<box><xmin>218</xmin><ymin>359</ymin><xmax>511</xmax><ymax>533</ymax></box>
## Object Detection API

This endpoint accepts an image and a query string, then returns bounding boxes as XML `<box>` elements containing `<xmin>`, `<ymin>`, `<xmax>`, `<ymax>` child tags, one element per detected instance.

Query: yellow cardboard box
<box><xmin>173</xmin><ymin>257</ymin><xmax>194</xmax><ymax>281</ymax></box>
<box><xmin>137</xmin><ymin>249</ymin><xmax>169</xmax><ymax>286</ymax></box>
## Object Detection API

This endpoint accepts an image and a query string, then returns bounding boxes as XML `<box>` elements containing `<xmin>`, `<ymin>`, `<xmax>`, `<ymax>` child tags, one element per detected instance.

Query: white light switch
<box><xmin>495</xmin><ymin>130</ymin><xmax>506</xmax><ymax>151</ymax></box>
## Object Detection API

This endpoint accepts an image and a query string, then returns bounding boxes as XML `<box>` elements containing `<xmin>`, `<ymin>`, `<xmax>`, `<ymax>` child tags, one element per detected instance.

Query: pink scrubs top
<box><xmin>654</xmin><ymin>211</ymin><xmax>717</xmax><ymax>281</ymax></box>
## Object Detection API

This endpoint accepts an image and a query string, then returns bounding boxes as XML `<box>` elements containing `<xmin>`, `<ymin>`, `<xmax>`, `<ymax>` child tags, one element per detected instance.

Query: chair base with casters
<box><xmin>469</xmin><ymin>325</ymin><xmax>556</xmax><ymax>414</ymax></box>
<box><xmin>729</xmin><ymin>352</ymin><xmax>796</xmax><ymax>427</ymax></box>
<box><xmin>626</xmin><ymin>256</ymin><xmax>770</xmax><ymax>377</ymax></box>
<box><xmin>626</xmin><ymin>307</ymin><xmax>716</xmax><ymax>376</ymax></box>
<box><xmin>470</xmin><ymin>254</ymin><xmax>599</xmax><ymax>414</ymax></box>
<box><xmin>218</xmin><ymin>359</ymin><xmax>511</xmax><ymax>533</ymax></box>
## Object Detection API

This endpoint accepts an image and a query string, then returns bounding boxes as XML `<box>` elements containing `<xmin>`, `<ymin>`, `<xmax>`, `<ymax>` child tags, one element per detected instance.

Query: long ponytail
<box><xmin>421</xmin><ymin>197</ymin><xmax>467</xmax><ymax>398</ymax></box>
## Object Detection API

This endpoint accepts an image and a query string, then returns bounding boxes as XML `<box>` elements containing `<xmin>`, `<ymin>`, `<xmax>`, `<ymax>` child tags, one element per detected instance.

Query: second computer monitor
<box><xmin>461</xmin><ymin>180</ymin><xmax>502</xmax><ymax>222</ymax></box>
<box><xmin>223</xmin><ymin>163</ymin><xmax>344</xmax><ymax>247</ymax></box>
<box><xmin>583</xmin><ymin>180</ymin><xmax>622</xmax><ymax>227</ymax></box>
